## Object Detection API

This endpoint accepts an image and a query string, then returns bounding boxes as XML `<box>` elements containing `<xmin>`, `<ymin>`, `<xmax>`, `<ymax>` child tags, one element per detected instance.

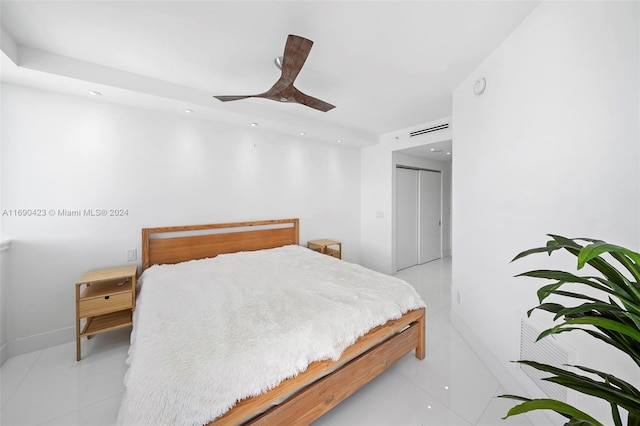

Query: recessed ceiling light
<box><xmin>430</xmin><ymin>148</ymin><xmax>443</xmax><ymax>153</ymax></box>
<box><xmin>88</xmin><ymin>90</ymin><xmax>102</xmax><ymax>96</ymax></box>
<box><xmin>299</xmin><ymin>132</ymin><xmax>306</xmax><ymax>136</ymax></box>
<box><xmin>337</xmin><ymin>139</ymin><xmax>342</xmax><ymax>143</ymax></box>
<box><xmin>250</xmin><ymin>122</ymin><xmax>258</xmax><ymax>127</ymax></box>
<box><xmin>184</xmin><ymin>109</ymin><xmax>193</xmax><ymax>114</ymax></box>
<box><xmin>446</xmin><ymin>152</ymin><xmax>451</xmax><ymax>155</ymax></box>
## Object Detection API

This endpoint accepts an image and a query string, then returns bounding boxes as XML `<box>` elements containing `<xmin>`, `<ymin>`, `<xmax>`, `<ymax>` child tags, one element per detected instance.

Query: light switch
<box><xmin>126</xmin><ymin>248</ymin><xmax>137</xmax><ymax>262</ymax></box>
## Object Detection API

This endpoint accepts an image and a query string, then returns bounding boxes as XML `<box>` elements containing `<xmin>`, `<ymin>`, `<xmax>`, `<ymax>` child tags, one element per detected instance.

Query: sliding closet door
<box><xmin>418</xmin><ymin>170</ymin><xmax>442</xmax><ymax>264</ymax></box>
<box><xmin>396</xmin><ymin>167</ymin><xmax>419</xmax><ymax>270</ymax></box>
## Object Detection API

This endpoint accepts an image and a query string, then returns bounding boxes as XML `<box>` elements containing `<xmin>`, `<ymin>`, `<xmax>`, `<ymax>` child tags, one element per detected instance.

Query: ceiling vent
<box><xmin>409</xmin><ymin>123</ymin><xmax>449</xmax><ymax>138</ymax></box>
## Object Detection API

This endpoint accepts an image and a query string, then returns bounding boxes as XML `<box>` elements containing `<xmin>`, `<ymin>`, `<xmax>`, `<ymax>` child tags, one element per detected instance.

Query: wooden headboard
<box><xmin>141</xmin><ymin>218</ymin><xmax>299</xmax><ymax>270</ymax></box>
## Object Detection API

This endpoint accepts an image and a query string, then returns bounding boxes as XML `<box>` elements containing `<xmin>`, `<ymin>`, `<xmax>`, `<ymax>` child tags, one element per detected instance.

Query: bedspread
<box><xmin>117</xmin><ymin>245</ymin><xmax>425</xmax><ymax>425</ymax></box>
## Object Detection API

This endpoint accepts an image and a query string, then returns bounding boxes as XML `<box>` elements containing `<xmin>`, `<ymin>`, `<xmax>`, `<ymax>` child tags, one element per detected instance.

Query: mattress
<box><xmin>117</xmin><ymin>245</ymin><xmax>425</xmax><ymax>426</ymax></box>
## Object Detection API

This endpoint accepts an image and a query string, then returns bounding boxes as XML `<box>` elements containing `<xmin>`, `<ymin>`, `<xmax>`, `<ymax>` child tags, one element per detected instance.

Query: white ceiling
<box><xmin>0</xmin><ymin>1</ymin><xmax>539</xmax><ymax>148</ymax></box>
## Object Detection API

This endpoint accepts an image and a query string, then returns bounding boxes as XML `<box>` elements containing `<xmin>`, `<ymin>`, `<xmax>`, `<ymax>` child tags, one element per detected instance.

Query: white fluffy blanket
<box><xmin>117</xmin><ymin>245</ymin><xmax>425</xmax><ymax>426</ymax></box>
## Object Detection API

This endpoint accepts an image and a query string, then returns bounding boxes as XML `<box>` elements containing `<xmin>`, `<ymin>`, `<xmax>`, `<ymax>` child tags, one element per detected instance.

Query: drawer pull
<box><xmin>104</xmin><ymin>296</ymin><xmax>110</xmax><ymax>300</ymax></box>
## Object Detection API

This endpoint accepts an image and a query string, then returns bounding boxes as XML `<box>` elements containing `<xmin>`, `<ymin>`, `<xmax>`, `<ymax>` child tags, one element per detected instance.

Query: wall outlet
<box><xmin>126</xmin><ymin>248</ymin><xmax>137</xmax><ymax>262</ymax></box>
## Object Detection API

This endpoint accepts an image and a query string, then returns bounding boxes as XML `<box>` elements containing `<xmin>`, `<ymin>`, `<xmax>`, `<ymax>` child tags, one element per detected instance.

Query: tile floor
<box><xmin>0</xmin><ymin>257</ymin><xmax>534</xmax><ymax>425</ymax></box>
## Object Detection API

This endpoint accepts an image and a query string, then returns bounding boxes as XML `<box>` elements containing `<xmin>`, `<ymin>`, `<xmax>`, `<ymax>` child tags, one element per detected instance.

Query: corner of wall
<box><xmin>0</xmin><ymin>241</ymin><xmax>10</xmax><ymax>366</ymax></box>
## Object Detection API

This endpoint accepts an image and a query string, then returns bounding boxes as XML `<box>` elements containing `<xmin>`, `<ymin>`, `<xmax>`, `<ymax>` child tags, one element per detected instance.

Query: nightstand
<box><xmin>75</xmin><ymin>265</ymin><xmax>137</xmax><ymax>361</ymax></box>
<box><xmin>308</xmin><ymin>239</ymin><xmax>342</xmax><ymax>259</ymax></box>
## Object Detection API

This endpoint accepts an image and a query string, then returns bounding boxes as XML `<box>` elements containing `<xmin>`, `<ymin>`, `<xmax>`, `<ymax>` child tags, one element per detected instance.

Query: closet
<box><xmin>396</xmin><ymin>166</ymin><xmax>442</xmax><ymax>271</ymax></box>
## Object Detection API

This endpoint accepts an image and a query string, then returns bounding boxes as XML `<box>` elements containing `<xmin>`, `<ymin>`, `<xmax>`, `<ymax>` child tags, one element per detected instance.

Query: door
<box><xmin>418</xmin><ymin>170</ymin><xmax>442</xmax><ymax>263</ymax></box>
<box><xmin>396</xmin><ymin>167</ymin><xmax>419</xmax><ymax>270</ymax></box>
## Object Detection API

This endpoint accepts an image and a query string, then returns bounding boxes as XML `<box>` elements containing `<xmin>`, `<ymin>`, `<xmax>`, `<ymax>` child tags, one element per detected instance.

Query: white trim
<box><xmin>0</xmin><ymin>342</ymin><xmax>8</xmax><ymax>366</ymax></box>
<box><xmin>0</xmin><ymin>240</ymin><xmax>11</xmax><ymax>251</ymax></box>
<box><xmin>6</xmin><ymin>326</ymin><xmax>75</xmax><ymax>358</ymax></box>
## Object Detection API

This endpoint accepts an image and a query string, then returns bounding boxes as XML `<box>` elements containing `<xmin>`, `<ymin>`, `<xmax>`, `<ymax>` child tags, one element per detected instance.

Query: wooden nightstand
<box><xmin>308</xmin><ymin>239</ymin><xmax>342</xmax><ymax>259</ymax></box>
<box><xmin>75</xmin><ymin>265</ymin><xmax>137</xmax><ymax>361</ymax></box>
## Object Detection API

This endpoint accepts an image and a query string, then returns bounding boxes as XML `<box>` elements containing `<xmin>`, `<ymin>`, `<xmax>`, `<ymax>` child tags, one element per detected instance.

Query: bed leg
<box><xmin>416</xmin><ymin>307</ymin><xmax>426</xmax><ymax>360</ymax></box>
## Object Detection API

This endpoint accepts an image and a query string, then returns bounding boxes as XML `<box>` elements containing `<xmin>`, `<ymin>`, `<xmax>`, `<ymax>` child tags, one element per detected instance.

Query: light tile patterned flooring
<box><xmin>1</xmin><ymin>257</ymin><xmax>534</xmax><ymax>425</ymax></box>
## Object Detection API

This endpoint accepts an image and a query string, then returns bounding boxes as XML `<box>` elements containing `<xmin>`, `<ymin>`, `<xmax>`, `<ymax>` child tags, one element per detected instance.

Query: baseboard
<box><xmin>6</xmin><ymin>326</ymin><xmax>75</xmax><ymax>359</ymax></box>
<box><xmin>449</xmin><ymin>310</ymin><xmax>561</xmax><ymax>426</ymax></box>
<box><xmin>0</xmin><ymin>341</ymin><xmax>8</xmax><ymax>366</ymax></box>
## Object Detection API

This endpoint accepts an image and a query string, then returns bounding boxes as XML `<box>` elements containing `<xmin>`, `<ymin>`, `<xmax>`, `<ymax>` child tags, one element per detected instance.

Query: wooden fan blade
<box><xmin>280</xmin><ymin>35</ymin><xmax>313</xmax><ymax>84</ymax></box>
<box><xmin>213</xmin><ymin>35</ymin><xmax>336</xmax><ymax>112</ymax></box>
<box><xmin>292</xmin><ymin>87</ymin><xmax>335</xmax><ymax>112</ymax></box>
<box><xmin>213</xmin><ymin>95</ymin><xmax>253</xmax><ymax>102</ymax></box>
<box><xmin>257</xmin><ymin>79</ymin><xmax>293</xmax><ymax>103</ymax></box>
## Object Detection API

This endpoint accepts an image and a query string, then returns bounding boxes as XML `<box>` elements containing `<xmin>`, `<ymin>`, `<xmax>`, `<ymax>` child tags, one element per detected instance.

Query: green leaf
<box><xmin>503</xmin><ymin>398</ymin><xmax>603</xmax><ymax>426</ymax></box>
<box><xmin>539</xmin><ymin>321</ymin><xmax>640</xmax><ymax>365</ymax></box>
<box><xmin>578</xmin><ymin>242</ymin><xmax>640</xmax><ymax>271</ymax></box>
<box><xmin>551</xmin><ymin>290</ymin><xmax>605</xmax><ymax>303</ymax></box>
<box><xmin>512</xmin><ymin>244</ymin><xmax>566</xmax><ymax>262</ymax></box>
<box><xmin>581</xmin><ymin>329</ymin><xmax>640</xmax><ymax>367</ymax></box>
<box><xmin>566</xmin><ymin>419</ymin><xmax>600</xmax><ymax>426</ymax></box>
<box><xmin>518</xmin><ymin>270</ymin><xmax>598</xmax><ymax>286</ymax></box>
<box><xmin>536</xmin><ymin>282</ymin><xmax>563</xmax><ymax>303</ymax></box>
<box><xmin>518</xmin><ymin>270</ymin><xmax>613</xmax><ymax>302</ymax></box>
<box><xmin>497</xmin><ymin>394</ymin><xmax>532</xmax><ymax>403</ymax></box>
<box><xmin>628</xmin><ymin>411</ymin><xmax>640</xmax><ymax>426</ymax></box>
<box><xmin>532</xmin><ymin>282</ymin><xmax>604</xmax><ymax>305</ymax></box>
<box><xmin>592</xmin><ymin>276</ymin><xmax>635</xmax><ymax>303</ymax></box>
<box><xmin>527</xmin><ymin>302</ymin><xmax>565</xmax><ymax>318</ymax></box>
<box><xmin>537</xmin><ymin>325</ymin><xmax>577</xmax><ymax>340</ymax></box>
<box><xmin>608</xmin><ymin>251</ymin><xmax>640</xmax><ymax>302</ymax></box>
<box><xmin>532</xmin><ymin>288</ymin><xmax>604</xmax><ymax>307</ymax></box>
<box><xmin>564</xmin><ymin>317</ymin><xmax>640</xmax><ymax>342</ymax></box>
<box><xmin>548</xmin><ymin>236</ymin><xmax>635</xmax><ymax>291</ymax></box>
<box><xmin>511</xmin><ymin>236</ymin><xmax>640</xmax><ymax>426</ymax></box>
<box><xmin>543</xmin><ymin>377</ymin><xmax>640</xmax><ymax>411</ymax></box>
<box><xmin>516</xmin><ymin>361</ymin><xmax>640</xmax><ymax>412</ymax></box>
<box><xmin>554</xmin><ymin>302</ymin><xmax>625</xmax><ymax>321</ymax></box>
<box><xmin>498</xmin><ymin>394</ymin><xmax>572</xmax><ymax>420</ymax></box>
<box><xmin>577</xmin><ymin>242</ymin><xmax>640</xmax><ymax>304</ymax></box>
<box><xmin>610</xmin><ymin>402</ymin><xmax>622</xmax><ymax>426</ymax></box>
<box><xmin>572</xmin><ymin>365</ymin><xmax>640</xmax><ymax>397</ymax></box>
<box><xmin>547</xmin><ymin>235</ymin><xmax>584</xmax><ymax>257</ymax></box>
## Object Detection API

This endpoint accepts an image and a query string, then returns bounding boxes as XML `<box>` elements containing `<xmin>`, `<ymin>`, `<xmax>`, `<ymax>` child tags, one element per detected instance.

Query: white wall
<box><xmin>1</xmin><ymin>83</ymin><xmax>363</xmax><ymax>356</ymax></box>
<box><xmin>360</xmin><ymin>119</ymin><xmax>452</xmax><ymax>274</ymax></box>
<box><xmin>0</xmin><ymin>247</ymin><xmax>7</xmax><ymax>365</ymax></box>
<box><xmin>0</xmin><ymin>81</ymin><xmax>7</xmax><ymax>364</ymax></box>
<box><xmin>452</xmin><ymin>1</ymin><xmax>639</xmax><ymax>421</ymax></box>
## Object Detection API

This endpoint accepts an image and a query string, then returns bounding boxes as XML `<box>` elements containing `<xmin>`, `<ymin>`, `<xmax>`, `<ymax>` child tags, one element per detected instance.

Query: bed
<box><xmin>119</xmin><ymin>218</ymin><xmax>426</xmax><ymax>425</ymax></box>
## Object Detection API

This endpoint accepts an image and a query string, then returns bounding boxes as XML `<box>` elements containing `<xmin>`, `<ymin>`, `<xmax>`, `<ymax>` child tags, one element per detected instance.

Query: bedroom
<box><xmin>1</xmin><ymin>1</ymin><xmax>639</xmax><ymax>425</ymax></box>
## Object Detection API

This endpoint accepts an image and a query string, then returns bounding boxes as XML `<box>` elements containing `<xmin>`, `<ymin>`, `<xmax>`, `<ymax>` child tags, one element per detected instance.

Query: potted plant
<box><xmin>500</xmin><ymin>235</ymin><xmax>640</xmax><ymax>426</ymax></box>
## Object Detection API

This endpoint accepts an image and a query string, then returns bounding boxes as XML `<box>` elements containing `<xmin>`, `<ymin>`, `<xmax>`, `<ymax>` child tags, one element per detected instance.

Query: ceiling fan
<box><xmin>213</xmin><ymin>34</ymin><xmax>336</xmax><ymax>112</ymax></box>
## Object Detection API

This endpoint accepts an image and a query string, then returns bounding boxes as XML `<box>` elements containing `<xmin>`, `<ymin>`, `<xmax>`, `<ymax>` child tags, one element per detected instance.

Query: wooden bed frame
<box><xmin>141</xmin><ymin>218</ymin><xmax>425</xmax><ymax>425</ymax></box>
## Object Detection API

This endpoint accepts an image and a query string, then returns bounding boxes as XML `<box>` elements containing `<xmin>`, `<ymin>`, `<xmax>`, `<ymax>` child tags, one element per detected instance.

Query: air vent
<box><xmin>520</xmin><ymin>319</ymin><xmax>574</xmax><ymax>403</ymax></box>
<box><xmin>409</xmin><ymin>123</ymin><xmax>449</xmax><ymax>138</ymax></box>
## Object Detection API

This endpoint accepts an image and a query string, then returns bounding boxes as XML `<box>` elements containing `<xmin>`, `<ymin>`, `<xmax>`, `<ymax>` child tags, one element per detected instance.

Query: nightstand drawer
<box><xmin>78</xmin><ymin>292</ymin><xmax>132</xmax><ymax>317</ymax></box>
<box><xmin>325</xmin><ymin>248</ymin><xmax>341</xmax><ymax>259</ymax></box>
